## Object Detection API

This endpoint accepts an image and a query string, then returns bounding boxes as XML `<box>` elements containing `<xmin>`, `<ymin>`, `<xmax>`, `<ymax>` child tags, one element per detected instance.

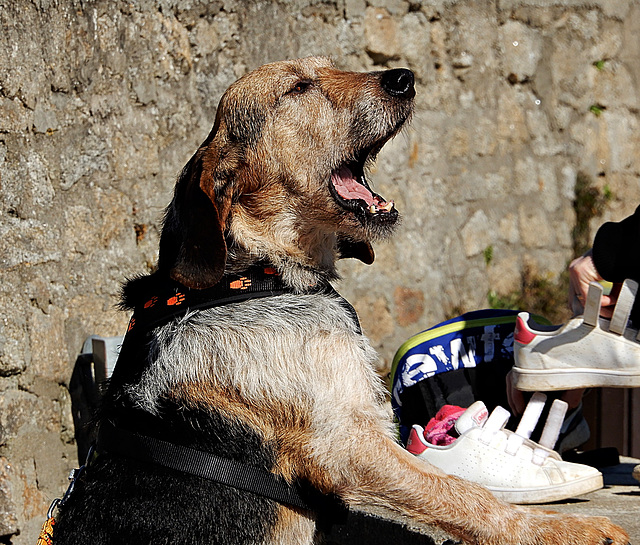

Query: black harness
<box><xmin>41</xmin><ymin>265</ymin><xmax>354</xmax><ymax>541</ymax></box>
<box><xmin>94</xmin><ymin>265</ymin><xmax>359</xmax><ymax>512</ymax></box>
<box><xmin>96</xmin><ymin>422</ymin><xmax>313</xmax><ymax>510</ymax></box>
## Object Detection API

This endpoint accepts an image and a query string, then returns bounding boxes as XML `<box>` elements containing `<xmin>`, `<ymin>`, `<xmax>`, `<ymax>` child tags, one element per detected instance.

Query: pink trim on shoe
<box><xmin>406</xmin><ymin>426</ymin><xmax>428</xmax><ymax>455</ymax></box>
<box><xmin>515</xmin><ymin>314</ymin><xmax>537</xmax><ymax>345</ymax></box>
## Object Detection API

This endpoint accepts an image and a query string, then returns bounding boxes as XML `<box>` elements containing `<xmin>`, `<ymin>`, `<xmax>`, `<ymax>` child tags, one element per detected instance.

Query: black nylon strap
<box><xmin>122</xmin><ymin>263</ymin><xmax>361</xmax><ymax>339</ymax></box>
<box><xmin>125</xmin><ymin>265</ymin><xmax>295</xmax><ymax>335</ymax></box>
<box><xmin>97</xmin><ymin>424</ymin><xmax>311</xmax><ymax>511</ymax></box>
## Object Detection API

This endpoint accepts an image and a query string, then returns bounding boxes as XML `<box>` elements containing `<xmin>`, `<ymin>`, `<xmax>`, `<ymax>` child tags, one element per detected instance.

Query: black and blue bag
<box><xmin>391</xmin><ymin>309</ymin><xmax>524</xmax><ymax>445</ymax></box>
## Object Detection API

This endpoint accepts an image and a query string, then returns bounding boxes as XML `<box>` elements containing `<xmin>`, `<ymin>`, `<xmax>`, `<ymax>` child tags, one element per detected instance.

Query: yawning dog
<box><xmin>53</xmin><ymin>57</ymin><xmax>628</xmax><ymax>545</ymax></box>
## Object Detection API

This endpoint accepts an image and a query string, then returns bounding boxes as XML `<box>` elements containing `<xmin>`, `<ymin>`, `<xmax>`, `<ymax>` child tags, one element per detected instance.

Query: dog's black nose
<box><xmin>381</xmin><ymin>68</ymin><xmax>415</xmax><ymax>99</ymax></box>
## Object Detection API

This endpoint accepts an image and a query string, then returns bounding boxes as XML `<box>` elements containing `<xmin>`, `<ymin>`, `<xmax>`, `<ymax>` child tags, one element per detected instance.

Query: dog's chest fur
<box><xmin>130</xmin><ymin>292</ymin><xmax>385</xmax><ymax>417</ymax></box>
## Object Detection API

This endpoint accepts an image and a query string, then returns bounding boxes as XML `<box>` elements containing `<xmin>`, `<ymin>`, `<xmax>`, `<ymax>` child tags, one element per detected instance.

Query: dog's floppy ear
<box><xmin>158</xmin><ymin>125</ymin><xmax>233</xmax><ymax>289</ymax></box>
<box><xmin>337</xmin><ymin>236</ymin><xmax>375</xmax><ymax>265</ymax></box>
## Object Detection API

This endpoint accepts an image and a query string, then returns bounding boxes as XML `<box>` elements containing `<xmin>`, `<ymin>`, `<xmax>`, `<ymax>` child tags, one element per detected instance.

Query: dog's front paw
<box><xmin>529</xmin><ymin>514</ymin><xmax>629</xmax><ymax>545</ymax></box>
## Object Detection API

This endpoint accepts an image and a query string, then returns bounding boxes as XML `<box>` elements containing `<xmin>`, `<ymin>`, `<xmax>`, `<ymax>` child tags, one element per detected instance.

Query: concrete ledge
<box><xmin>552</xmin><ymin>457</ymin><xmax>640</xmax><ymax>542</ymax></box>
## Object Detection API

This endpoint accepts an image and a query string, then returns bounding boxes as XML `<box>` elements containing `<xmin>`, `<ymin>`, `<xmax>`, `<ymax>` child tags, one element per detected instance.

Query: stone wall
<box><xmin>1</xmin><ymin>0</ymin><xmax>639</xmax><ymax>542</ymax></box>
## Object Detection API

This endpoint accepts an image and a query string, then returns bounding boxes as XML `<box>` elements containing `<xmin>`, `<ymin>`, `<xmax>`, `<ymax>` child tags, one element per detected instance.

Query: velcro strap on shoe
<box><xmin>506</xmin><ymin>392</ymin><xmax>546</xmax><ymax>455</ymax></box>
<box><xmin>537</xmin><ymin>398</ymin><xmax>567</xmax><ymax>451</ymax></box>
<box><xmin>610</xmin><ymin>279</ymin><xmax>638</xmax><ymax>335</ymax></box>
<box><xmin>583</xmin><ymin>282</ymin><xmax>603</xmax><ymax>327</ymax></box>
<box><xmin>480</xmin><ymin>406</ymin><xmax>510</xmax><ymax>445</ymax></box>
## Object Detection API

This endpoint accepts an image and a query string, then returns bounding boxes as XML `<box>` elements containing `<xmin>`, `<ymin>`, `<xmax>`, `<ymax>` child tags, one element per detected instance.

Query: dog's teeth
<box><xmin>367</xmin><ymin>201</ymin><xmax>394</xmax><ymax>214</ymax></box>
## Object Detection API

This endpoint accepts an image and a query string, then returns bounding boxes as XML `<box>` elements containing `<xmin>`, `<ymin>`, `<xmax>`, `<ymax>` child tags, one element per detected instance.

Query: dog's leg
<box><xmin>277</xmin><ymin>326</ymin><xmax>630</xmax><ymax>545</ymax></box>
<box><xmin>322</xmin><ymin>427</ymin><xmax>628</xmax><ymax>545</ymax></box>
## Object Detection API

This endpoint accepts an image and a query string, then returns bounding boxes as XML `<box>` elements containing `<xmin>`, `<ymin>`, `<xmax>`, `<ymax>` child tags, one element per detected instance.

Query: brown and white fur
<box><xmin>54</xmin><ymin>57</ymin><xmax>629</xmax><ymax>545</ymax></box>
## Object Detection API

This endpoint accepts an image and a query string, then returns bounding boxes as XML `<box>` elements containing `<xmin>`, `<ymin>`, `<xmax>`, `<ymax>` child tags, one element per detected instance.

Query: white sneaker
<box><xmin>512</xmin><ymin>279</ymin><xmax>640</xmax><ymax>391</ymax></box>
<box><xmin>406</xmin><ymin>398</ymin><xmax>603</xmax><ymax>504</ymax></box>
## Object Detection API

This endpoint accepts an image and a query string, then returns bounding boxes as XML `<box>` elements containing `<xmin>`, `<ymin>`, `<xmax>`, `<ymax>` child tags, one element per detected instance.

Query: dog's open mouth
<box><xmin>329</xmin><ymin>158</ymin><xmax>397</xmax><ymax>221</ymax></box>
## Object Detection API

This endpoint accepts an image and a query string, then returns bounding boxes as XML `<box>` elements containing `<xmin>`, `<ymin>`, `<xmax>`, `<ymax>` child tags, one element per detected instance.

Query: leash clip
<box><xmin>46</xmin><ymin>498</ymin><xmax>60</xmax><ymax>520</ymax></box>
<box><xmin>44</xmin><ymin>445</ymin><xmax>94</xmax><ymax>521</ymax></box>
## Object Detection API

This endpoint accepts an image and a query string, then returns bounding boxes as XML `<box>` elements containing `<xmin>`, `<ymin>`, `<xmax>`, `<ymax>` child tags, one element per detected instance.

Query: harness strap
<box><xmin>95</xmin><ymin>265</ymin><xmax>356</xmax><ymax>516</ymax></box>
<box><xmin>97</xmin><ymin>423</ymin><xmax>311</xmax><ymax>511</ymax></box>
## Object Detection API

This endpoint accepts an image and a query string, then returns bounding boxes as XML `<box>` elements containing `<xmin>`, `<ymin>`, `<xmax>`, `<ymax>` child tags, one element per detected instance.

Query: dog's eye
<box><xmin>288</xmin><ymin>80</ymin><xmax>312</xmax><ymax>95</ymax></box>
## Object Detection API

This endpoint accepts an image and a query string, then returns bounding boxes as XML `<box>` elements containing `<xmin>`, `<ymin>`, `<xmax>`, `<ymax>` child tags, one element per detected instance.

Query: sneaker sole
<box><xmin>511</xmin><ymin>366</ymin><xmax>640</xmax><ymax>391</ymax></box>
<box><xmin>487</xmin><ymin>472</ymin><xmax>603</xmax><ymax>504</ymax></box>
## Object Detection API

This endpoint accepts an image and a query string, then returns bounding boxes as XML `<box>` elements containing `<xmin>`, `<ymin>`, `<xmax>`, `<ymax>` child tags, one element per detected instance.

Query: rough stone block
<box><xmin>32</xmin><ymin>103</ymin><xmax>59</xmax><ymax>134</ymax></box>
<box><xmin>394</xmin><ymin>287</ymin><xmax>425</xmax><ymax>328</ymax></box>
<box><xmin>0</xmin><ymin>98</ymin><xmax>33</xmax><ymax>132</ymax></box>
<box><xmin>0</xmin><ymin>457</ymin><xmax>18</xmax><ymax>537</ymax></box>
<box><xmin>604</xmin><ymin>111</ymin><xmax>640</xmax><ymax>173</ymax></box>
<box><xmin>519</xmin><ymin>205</ymin><xmax>554</xmax><ymax>249</ymax></box>
<box><xmin>352</xmin><ymin>294</ymin><xmax>393</xmax><ymax>347</ymax></box>
<box><xmin>364</xmin><ymin>7</ymin><xmax>399</xmax><ymax>63</ymax></box>
<box><xmin>499</xmin><ymin>20</ymin><xmax>542</xmax><ymax>83</ymax></box>
<box><xmin>461</xmin><ymin>210</ymin><xmax>491</xmax><ymax>257</ymax></box>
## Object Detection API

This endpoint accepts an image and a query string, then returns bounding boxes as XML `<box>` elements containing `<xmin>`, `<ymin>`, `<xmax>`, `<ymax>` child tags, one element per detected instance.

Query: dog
<box><xmin>53</xmin><ymin>57</ymin><xmax>629</xmax><ymax>545</ymax></box>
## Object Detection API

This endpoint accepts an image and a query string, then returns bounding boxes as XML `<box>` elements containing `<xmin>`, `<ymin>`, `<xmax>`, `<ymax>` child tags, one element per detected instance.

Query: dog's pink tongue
<box><xmin>331</xmin><ymin>166</ymin><xmax>375</xmax><ymax>205</ymax></box>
